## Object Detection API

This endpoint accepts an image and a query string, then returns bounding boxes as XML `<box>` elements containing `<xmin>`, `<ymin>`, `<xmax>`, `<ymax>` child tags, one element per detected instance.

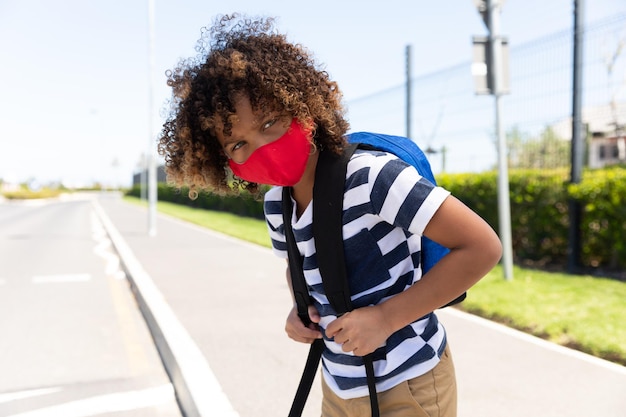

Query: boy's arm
<box><xmin>326</xmin><ymin>195</ymin><xmax>502</xmax><ymax>356</ymax></box>
<box><xmin>284</xmin><ymin>262</ymin><xmax>322</xmax><ymax>344</ymax></box>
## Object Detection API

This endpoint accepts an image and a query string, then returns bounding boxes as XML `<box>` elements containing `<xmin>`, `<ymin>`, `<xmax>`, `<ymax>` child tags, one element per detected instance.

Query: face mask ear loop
<box><xmin>302</xmin><ymin>118</ymin><xmax>317</xmax><ymax>153</ymax></box>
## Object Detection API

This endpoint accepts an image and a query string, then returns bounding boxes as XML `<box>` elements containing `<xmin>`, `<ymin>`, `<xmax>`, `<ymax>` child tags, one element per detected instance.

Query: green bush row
<box><xmin>437</xmin><ymin>166</ymin><xmax>626</xmax><ymax>271</ymax></box>
<box><xmin>126</xmin><ymin>183</ymin><xmax>266</xmax><ymax>219</ymax></box>
<box><xmin>129</xmin><ymin>165</ymin><xmax>625</xmax><ymax>272</ymax></box>
<box><xmin>567</xmin><ymin>166</ymin><xmax>626</xmax><ymax>270</ymax></box>
<box><xmin>2</xmin><ymin>188</ymin><xmax>64</xmax><ymax>200</ymax></box>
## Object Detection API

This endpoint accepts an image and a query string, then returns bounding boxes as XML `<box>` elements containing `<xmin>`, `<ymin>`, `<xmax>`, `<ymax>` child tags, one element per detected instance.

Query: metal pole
<box><xmin>147</xmin><ymin>0</ymin><xmax>157</xmax><ymax>237</ymax></box>
<box><xmin>488</xmin><ymin>0</ymin><xmax>514</xmax><ymax>280</ymax></box>
<box><xmin>441</xmin><ymin>146</ymin><xmax>447</xmax><ymax>173</ymax></box>
<box><xmin>140</xmin><ymin>156</ymin><xmax>146</xmax><ymax>200</ymax></box>
<box><xmin>568</xmin><ymin>0</ymin><xmax>584</xmax><ymax>272</ymax></box>
<box><xmin>406</xmin><ymin>44</ymin><xmax>412</xmax><ymax>140</ymax></box>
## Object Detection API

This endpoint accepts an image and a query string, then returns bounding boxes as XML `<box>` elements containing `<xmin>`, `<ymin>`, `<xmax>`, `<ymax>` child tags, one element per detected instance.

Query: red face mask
<box><xmin>228</xmin><ymin>119</ymin><xmax>312</xmax><ymax>186</ymax></box>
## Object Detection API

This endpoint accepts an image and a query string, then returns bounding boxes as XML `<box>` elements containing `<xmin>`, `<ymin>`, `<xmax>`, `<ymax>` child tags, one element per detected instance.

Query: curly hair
<box><xmin>157</xmin><ymin>13</ymin><xmax>350</xmax><ymax>197</ymax></box>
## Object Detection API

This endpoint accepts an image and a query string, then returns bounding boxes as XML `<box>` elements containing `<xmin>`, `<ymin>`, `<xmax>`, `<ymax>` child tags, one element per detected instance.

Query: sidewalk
<box><xmin>94</xmin><ymin>194</ymin><xmax>626</xmax><ymax>417</ymax></box>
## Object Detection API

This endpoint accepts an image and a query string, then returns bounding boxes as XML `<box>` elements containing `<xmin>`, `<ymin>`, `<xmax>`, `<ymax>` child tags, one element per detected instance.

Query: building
<box><xmin>552</xmin><ymin>102</ymin><xmax>626</xmax><ymax>169</ymax></box>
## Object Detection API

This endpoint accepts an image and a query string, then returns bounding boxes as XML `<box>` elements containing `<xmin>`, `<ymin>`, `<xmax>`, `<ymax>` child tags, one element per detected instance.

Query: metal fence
<box><xmin>346</xmin><ymin>13</ymin><xmax>626</xmax><ymax>179</ymax></box>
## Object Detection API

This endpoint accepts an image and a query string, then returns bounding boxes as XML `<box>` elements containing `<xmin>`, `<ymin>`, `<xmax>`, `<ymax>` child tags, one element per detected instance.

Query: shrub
<box><xmin>126</xmin><ymin>183</ymin><xmax>266</xmax><ymax>219</ymax></box>
<box><xmin>129</xmin><ymin>165</ymin><xmax>626</xmax><ymax>273</ymax></box>
<box><xmin>568</xmin><ymin>166</ymin><xmax>626</xmax><ymax>270</ymax></box>
<box><xmin>438</xmin><ymin>167</ymin><xmax>626</xmax><ymax>272</ymax></box>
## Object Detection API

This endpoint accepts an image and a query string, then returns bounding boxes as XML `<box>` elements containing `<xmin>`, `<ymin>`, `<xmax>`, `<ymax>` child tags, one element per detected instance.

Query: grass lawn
<box><xmin>458</xmin><ymin>265</ymin><xmax>626</xmax><ymax>365</ymax></box>
<box><xmin>2</xmin><ymin>188</ymin><xmax>64</xmax><ymax>199</ymax></box>
<box><xmin>126</xmin><ymin>196</ymin><xmax>626</xmax><ymax>366</ymax></box>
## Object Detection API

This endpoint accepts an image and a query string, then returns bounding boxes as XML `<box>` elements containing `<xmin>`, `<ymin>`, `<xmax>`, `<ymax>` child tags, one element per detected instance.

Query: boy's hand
<box><xmin>325</xmin><ymin>305</ymin><xmax>393</xmax><ymax>357</ymax></box>
<box><xmin>285</xmin><ymin>305</ymin><xmax>322</xmax><ymax>344</ymax></box>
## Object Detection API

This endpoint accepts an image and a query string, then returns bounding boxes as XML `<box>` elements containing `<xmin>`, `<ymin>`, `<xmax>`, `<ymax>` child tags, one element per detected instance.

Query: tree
<box><xmin>507</xmin><ymin>126</ymin><xmax>571</xmax><ymax>169</ymax></box>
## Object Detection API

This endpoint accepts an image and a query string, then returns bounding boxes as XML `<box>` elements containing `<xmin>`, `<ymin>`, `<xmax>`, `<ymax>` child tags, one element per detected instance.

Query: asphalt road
<box><xmin>0</xmin><ymin>195</ymin><xmax>182</xmax><ymax>417</ymax></box>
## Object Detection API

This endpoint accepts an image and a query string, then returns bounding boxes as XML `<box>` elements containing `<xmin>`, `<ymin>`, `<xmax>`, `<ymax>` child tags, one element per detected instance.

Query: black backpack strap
<box><xmin>283</xmin><ymin>186</ymin><xmax>313</xmax><ymax>325</ymax></box>
<box><xmin>363</xmin><ymin>357</ymin><xmax>380</xmax><ymax>417</ymax></box>
<box><xmin>283</xmin><ymin>186</ymin><xmax>324</xmax><ymax>417</ymax></box>
<box><xmin>312</xmin><ymin>143</ymin><xmax>358</xmax><ymax>316</ymax></box>
<box><xmin>287</xmin><ymin>338</ymin><xmax>324</xmax><ymax>417</ymax></box>
<box><xmin>313</xmin><ymin>144</ymin><xmax>380</xmax><ymax>417</ymax></box>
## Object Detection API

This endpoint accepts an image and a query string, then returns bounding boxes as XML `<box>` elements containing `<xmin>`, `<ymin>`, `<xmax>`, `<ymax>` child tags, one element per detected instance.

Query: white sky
<box><xmin>1</xmin><ymin>0</ymin><xmax>624</xmax><ymax>188</ymax></box>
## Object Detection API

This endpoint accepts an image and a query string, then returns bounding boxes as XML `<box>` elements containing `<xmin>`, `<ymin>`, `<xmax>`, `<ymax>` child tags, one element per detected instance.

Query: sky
<box><xmin>1</xmin><ymin>0</ymin><xmax>625</xmax><ymax>188</ymax></box>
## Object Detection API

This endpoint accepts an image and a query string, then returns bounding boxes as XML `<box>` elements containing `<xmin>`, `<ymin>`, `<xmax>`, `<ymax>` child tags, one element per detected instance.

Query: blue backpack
<box><xmin>348</xmin><ymin>132</ymin><xmax>454</xmax><ymax>274</ymax></box>
<box><xmin>282</xmin><ymin>132</ymin><xmax>464</xmax><ymax>417</ymax></box>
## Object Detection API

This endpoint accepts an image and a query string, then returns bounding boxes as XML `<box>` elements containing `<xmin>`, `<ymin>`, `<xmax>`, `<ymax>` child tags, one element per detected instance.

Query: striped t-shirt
<box><xmin>264</xmin><ymin>148</ymin><xmax>451</xmax><ymax>399</ymax></box>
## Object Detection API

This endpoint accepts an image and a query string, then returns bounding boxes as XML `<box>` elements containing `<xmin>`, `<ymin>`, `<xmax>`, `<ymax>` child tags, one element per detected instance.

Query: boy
<box><xmin>158</xmin><ymin>13</ymin><xmax>502</xmax><ymax>417</ymax></box>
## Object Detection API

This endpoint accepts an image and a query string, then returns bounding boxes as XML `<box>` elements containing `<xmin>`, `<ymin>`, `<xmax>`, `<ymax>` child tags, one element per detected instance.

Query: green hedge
<box><xmin>126</xmin><ymin>183</ymin><xmax>266</xmax><ymax>219</ymax></box>
<box><xmin>129</xmin><ymin>166</ymin><xmax>626</xmax><ymax>273</ymax></box>
<box><xmin>438</xmin><ymin>166</ymin><xmax>626</xmax><ymax>271</ymax></box>
<box><xmin>2</xmin><ymin>188</ymin><xmax>64</xmax><ymax>200</ymax></box>
<box><xmin>567</xmin><ymin>166</ymin><xmax>626</xmax><ymax>270</ymax></box>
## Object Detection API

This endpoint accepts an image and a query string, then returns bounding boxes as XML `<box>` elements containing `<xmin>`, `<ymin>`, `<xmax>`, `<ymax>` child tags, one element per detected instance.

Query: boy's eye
<box><xmin>231</xmin><ymin>141</ymin><xmax>246</xmax><ymax>152</ymax></box>
<box><xmin>262</xmin><ymin>118</ymin><xmax>277</xmax><ymax>130</ymax></box>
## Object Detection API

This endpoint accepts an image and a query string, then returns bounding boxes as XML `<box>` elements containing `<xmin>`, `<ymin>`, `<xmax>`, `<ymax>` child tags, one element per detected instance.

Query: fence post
<box><xmin>568</xmin><ymin>0</ymin><xmax>585</xmax><ymax>273</ymax></box>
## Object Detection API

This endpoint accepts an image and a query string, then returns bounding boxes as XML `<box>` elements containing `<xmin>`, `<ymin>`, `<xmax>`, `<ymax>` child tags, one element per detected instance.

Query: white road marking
<box><xmin>91</xmin><ymin>211</ymin><xmax>126</xmax><ymax>280</ymax></box>
<box><xmin>0</xmin><ymin>278</ymin><xmax>6</xmax><ymax>286</ymax></box>
<box><xmin>5</xmin><ymin>384</ymin><xmax>175</xmax><ymax>417</ymax></box>
<box><xmin>0</xmin><ymin>387</ymin><xmax>62</xmax><ymax>404</ymax></box>
<box><xmin>92</xmin><ymin>200</ymin><xmax>241</xmax><ymax>417</ymax></box>
<box><xmin>31</xmin><ymin>274</ymin><xmax>91</xmax><ymax>284</ymax></box>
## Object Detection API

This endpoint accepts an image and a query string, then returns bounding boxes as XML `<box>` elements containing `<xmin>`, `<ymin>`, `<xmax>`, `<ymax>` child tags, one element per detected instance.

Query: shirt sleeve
<box><xmin>357</xmin><ymin>151</ymin><xmax>450</xmax><ymax>236</ymax></box>
<box><xmin>263</xmin><ymin>186</ymin><xmax>289</xmax><ymax>259</ymax></box>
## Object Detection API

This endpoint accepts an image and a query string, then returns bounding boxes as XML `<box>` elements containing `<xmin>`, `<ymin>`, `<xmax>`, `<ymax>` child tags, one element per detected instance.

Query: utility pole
<box><xmin>473</xmin><ymin>0</ymin><xmax>514</xmax><ymax>280</ymax></box>
<box><xmin>140</xmin><ymin>156</ymin><xmax>147</xmax><ymax>201</ymax></box>
<box><xmin>406</xmin><ymin>44</ymin><xmax>412</xmax><ymax>139</ymax></box>
<box><xmin>568</xmin><ymin>0</ymin><xmax>584</xmax><ymax>272</ymax></box>
<box><xmin>147</xmin><ymin>0</ymin><xmax>157</xmax><ymax>237</ymax></box>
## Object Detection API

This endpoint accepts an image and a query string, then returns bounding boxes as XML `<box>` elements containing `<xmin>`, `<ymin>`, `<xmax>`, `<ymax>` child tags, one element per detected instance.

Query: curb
<box><xmin>92</xmin><ymin>200</ymin><xmax>240</xmax><ymax>417</ymax></box>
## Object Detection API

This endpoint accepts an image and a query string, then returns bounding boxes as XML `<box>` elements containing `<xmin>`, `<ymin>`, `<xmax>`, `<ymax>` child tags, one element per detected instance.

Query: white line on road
<box><xmin>92</xmin><ymin>200</ymin><xmax>241</xmax><ymax>417</ymax></box>
<box><xmin>4</xmin><ymin>384</ymin><xmax>175</xmax><ymax>417</ymax></box>
<box><xmin>0</xmin><ymin>387</ymin><xmax>63</xmax><ymax>404</ymax></box>
<box><xmin>31</xmin><ymin>274</ymin><xmax>91</xmax><ymax>284</ymax></box>
<box><xmin>91</xmin><ymin>210</ymin><xmax>127</xmax><ymax>280</ymax></box>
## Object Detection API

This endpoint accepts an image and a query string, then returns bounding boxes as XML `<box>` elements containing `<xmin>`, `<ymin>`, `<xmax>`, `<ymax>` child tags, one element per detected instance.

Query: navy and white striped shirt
<box><xmin>264</xmin><ymin>149</ymin><xmax>451</xmax><ymax>399</ymax></box>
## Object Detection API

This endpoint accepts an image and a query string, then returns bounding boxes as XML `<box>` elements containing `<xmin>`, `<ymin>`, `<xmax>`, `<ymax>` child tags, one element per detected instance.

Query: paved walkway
<box><xmin>94</xmin><ymin>193</ymin><xmax>626</xmax><ymax>417</ymax></box>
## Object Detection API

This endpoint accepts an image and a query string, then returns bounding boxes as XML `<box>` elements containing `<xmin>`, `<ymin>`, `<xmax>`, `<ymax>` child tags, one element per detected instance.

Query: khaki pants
<box><xmin>321</xmin><ymin>344</ymin><xmax>457</xmax><ymax>417</ymax></box>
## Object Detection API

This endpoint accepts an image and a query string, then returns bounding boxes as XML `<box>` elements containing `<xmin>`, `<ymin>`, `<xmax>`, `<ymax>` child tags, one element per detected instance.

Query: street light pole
<box><xmin>147</xmin><ymin>0</ymin><xmax>157</xmax><ymax>237</ymax></box>
<box><xmin>406</xmin><ymin>44</ymin><xmax>412</xmax><ymax>140</ymax></box>
<box><xmin>487</xmin><ymin>0</ymin><xmax>514</xmax><ymax>280</ymax></box>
